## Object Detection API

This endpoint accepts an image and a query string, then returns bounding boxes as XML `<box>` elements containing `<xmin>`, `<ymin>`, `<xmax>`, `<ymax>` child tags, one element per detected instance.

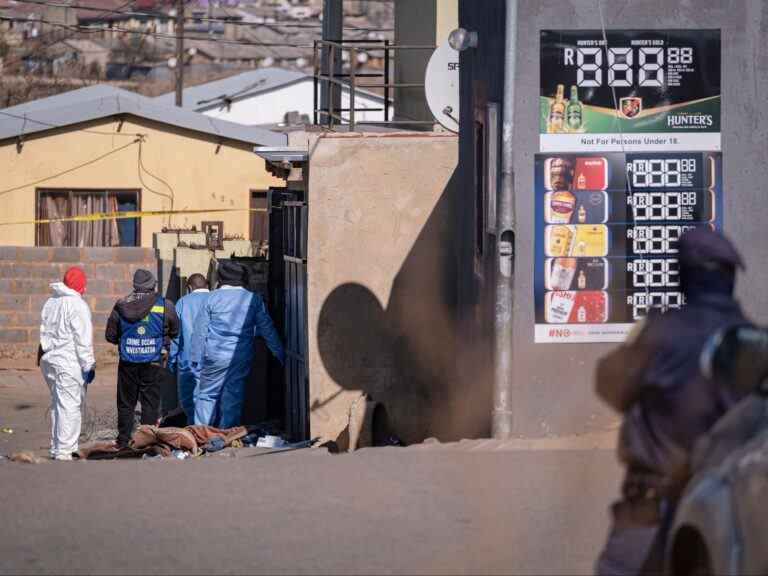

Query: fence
<box><xmin>312</xmin><ymin>39</ymin><xmax>436</xmax><ymax>131</ymax></box>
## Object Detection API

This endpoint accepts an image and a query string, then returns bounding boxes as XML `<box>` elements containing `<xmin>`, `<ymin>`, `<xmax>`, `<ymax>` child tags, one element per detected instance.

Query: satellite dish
<box><xmin>424</xmin><ymin>41</ymin><xmax>459</xmax><ymax>133</ymax></box>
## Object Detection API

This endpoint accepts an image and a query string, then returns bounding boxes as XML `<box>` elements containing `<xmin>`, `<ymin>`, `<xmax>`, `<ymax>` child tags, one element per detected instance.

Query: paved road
<box><xmin>0</xmin><ymin>369</ymin><xmax>622</xmax><ymax>574</ymax></box>
<box><xmin>0</xmin><ymin>446</ymin><xmax>620</xmax><ymax>575</ymax></box>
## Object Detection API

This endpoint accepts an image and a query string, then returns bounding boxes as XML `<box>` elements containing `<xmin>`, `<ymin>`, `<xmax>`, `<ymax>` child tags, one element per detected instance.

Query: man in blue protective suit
<box><xmin>106</xmin><ymin>269</ymin><xmax>180</xmax><ymax>448</ymax></box>
<box><xmin>191</xmin><ymin>260</ymin><xmax>285</xmax><ymax>428</ymax></box>
<box><xmin>167</xmin><ymin>273</ymin><xmax>210</xmax><ymax>423</ymax></box>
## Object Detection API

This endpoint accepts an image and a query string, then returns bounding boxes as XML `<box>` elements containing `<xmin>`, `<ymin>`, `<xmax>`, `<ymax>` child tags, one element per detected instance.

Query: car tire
<box><xmin>671</xmin><ymin>526</ymin><xmax>713</xmax><ymax>576</ymax></box>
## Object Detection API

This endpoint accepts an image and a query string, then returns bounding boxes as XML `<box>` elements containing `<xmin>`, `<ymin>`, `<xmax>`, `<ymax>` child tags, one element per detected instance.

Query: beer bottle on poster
<box><xmin>577</xmin><ymin>270</ymin><xmax>586</xmax><ymax>289</ymax></box>
<box><xmin>548</xmin><ymin>84</ymin><xmax>566</xmax><ymax>133</ymax></box>
<box><xmin>566</xmin><ymin>85</ymin><xmax>582</xmax><ymax>131</ymax></box>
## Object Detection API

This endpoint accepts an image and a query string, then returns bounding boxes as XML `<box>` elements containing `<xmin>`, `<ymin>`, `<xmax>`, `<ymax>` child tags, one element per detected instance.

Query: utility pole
<box><xmin>492</xmin><ymin>0</ymin><xmax>518</xmax><ymax>439</ymax></box>
<box><xmin>174</xmin><ymin>0</ymin><xmax>184</xmax><ymax>107</ymax></box>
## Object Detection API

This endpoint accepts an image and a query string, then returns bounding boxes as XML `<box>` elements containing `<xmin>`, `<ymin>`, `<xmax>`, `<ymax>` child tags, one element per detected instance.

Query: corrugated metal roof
<box><xmin>0</xmin><ymin>84</ymin><xmax>287</xmax><ymax>146</ymax></box>
<box><xmin>152</xmin><ymin>67</ymin><xmax>308</xmax><ymax>111</ymax></box>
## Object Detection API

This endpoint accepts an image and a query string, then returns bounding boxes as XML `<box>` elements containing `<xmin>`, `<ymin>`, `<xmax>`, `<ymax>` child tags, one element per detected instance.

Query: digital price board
<box><xmin>540</xmin><ymin>30</ymin><xmax>721</xmax><ymax>152</ymax></box>
<box><xmin>534</xmin><ymin>151</ymin><xmax>723</xmax><ymax>343</ymax></box>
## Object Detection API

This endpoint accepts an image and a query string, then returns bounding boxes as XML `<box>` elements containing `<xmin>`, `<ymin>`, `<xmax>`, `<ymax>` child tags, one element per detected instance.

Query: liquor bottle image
<box><xmin>566</xmin><ymin>85</ymin><xmax>582</xmax><ymax>132</ymax></box>
<box><xmin>548</xmin><ymin>190</ymin><xmax>576</xmax><ymax>223</ymax></box>
<box><xmin>577</xmin><ymin>270</ymin><xmax>586</xmax><ymax>289</ymax></box>
<box><xmin>549</xmin><ymin>258</ymin><xmax>577</xmax><ymax>290</ymax></box>
<box><xmin>548</xmin><ymin>84</ymin><xmax>565</xmax><ymax>133</ymax></box>
<box><xmin>577</xmin><ymin>205</ymin><xmax>586</xmax><ymax>223</ymax></box>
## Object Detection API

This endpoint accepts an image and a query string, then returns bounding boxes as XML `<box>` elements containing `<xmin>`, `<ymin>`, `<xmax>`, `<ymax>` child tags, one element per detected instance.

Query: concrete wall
<box><xmin>303</xmin><ymin>131</ymin><xmax>463</xmax><ymax>445</ymax></box>
<box><xmin>0</xmin><ymin>117</ymin><xmax>283</xmax><ymax>247</ymax></box>
<box><xmin>0</xmin><ymin>246</ymin><xmax>158</xmax><ymax>364</ymax></box>
<box><xmin>394</xmin><ymin>0</ymin><xmax>457</xmax><ymax>123</ymax></box>
<box><xmin>457</xmin><ymin>0</ymin><xmax>768</xmax><ymax>438</ymax></box>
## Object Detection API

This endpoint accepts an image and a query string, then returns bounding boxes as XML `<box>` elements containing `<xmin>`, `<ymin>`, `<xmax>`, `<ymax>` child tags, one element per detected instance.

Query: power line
<box><xmin>0</xmin><ymin>137</ymin><xmax>141</xmax><ymax>197</ymax></box>
<box><xmin>5</xmin><ymin>0</ymin><xmax>393</xmax><ymax>31</ymax></box>
<box><xmin>0</xmin><ymin>16</ymin><xmax>314</xmax><ymax>48</ymax></box>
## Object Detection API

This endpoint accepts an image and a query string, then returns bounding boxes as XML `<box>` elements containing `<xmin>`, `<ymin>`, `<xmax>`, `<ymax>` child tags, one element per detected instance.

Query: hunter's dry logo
<box><xmin>620</xmin><ymin>97</ymin><xmax>642</xmax><ymax>119</ymax></box>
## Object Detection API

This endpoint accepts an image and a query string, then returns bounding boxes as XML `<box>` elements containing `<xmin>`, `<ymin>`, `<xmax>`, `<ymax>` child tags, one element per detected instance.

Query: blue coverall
<box><xmin>191</xmin><ymin>286</ymin><xmax>285</xmax><ymax>428</ymax></box>
<box><xmin>167</xmin><ymin>288</ymin><xmax>210</xmax><ymax>422</ymax></box>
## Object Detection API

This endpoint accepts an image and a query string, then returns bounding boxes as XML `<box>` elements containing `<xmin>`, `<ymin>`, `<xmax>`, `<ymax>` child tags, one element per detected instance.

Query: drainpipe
<box><xmin>492</xmin><ymin>0</ymin><xmax>518</xmax><ymax>439</ymax></box>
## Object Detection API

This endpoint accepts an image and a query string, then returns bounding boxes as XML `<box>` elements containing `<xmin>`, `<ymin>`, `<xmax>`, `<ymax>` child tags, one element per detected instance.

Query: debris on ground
<box><xmin>1</xmin><ymin>427</ymin><xmax>14</xmax><ymax>434</ymax></box>
<box><xmin>10</xmin><ymin>451</ymin><xmax>42</xmax><ymax>464</ymax></box>
<box><xmin>256</xmin><ymin>435</ymin><xmax>288</xmax><ymax>448</ymax></box>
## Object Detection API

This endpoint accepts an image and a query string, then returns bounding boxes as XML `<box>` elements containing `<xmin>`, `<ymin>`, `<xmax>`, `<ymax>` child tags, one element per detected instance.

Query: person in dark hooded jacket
<box><xmin>594</xmin><ymin>228</ymin><xmax>752</xmax><ymax>575</ymax></box>
<box><xmin>105</xmin><ymin>269</ymin><xmax>180</xmax><ymax>448</ymax></box>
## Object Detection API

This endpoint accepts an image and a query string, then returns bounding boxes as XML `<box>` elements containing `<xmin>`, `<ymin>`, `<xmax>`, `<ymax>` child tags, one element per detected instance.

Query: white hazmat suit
<box><xmin>39</xmin><ymin>282</ymin><xmax>95</xmax><ymax>460</ymax></box>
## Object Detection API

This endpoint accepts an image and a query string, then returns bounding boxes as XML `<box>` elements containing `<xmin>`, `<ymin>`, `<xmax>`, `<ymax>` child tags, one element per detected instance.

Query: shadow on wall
<box><xmin>317</xmin><ymin>168</ymin><xmax>494</xmax><ymax>445</ymax></box>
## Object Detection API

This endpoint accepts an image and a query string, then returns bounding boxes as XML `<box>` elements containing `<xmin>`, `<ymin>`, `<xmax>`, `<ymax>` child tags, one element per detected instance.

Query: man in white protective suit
<box><xmin>39</xmin><ymin>266</ymin><xmax>96</xmax><ymax>461</ymax></box>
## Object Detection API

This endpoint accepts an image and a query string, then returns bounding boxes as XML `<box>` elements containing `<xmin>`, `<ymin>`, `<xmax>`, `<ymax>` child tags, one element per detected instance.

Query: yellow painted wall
<box><xmin>436</xmin><ymin>0</ymin><xmax>458</xmax><ymax>44</ymax></box>
<box><xmin>0</xmin><ymin>116</ymin><xmax>282</xmax><ymax>246</ymax></box>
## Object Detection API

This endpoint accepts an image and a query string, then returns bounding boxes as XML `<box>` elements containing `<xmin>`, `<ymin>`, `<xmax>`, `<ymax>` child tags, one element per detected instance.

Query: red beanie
<box><xmin>63</xmin><ymin>267</ymin><xmax>87</xmax><ymax>294</ymax></box>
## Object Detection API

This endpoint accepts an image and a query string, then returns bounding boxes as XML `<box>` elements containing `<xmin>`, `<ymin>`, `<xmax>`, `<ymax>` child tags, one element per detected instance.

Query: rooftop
<box><xmin>152</xmin><ymin>67</ymin><xmax>307</xmax><ymax>111</ymax></box>
<box><xmin>0</xmin><ymin>84</ymin><xmax>287</xmax><ymax>146</ymax></box>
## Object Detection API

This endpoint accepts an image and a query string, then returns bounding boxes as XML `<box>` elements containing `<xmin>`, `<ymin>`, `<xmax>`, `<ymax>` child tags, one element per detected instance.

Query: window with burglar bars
<box><xmin>36</xmin><ymin>189</ymin><xmax>140</xmax><ymax>247</ymax></box>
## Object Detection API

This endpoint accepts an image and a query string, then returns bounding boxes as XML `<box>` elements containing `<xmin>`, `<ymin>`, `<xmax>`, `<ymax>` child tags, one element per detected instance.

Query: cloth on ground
<box><xmin>128</xmin><ymin>424</ymin><xmax>248</xmax><ymax>456</ymax></box>
<box><xmin>78</xmin><ymin>441</ymin><xmax>157</xmax><ymax>460</ymax></box>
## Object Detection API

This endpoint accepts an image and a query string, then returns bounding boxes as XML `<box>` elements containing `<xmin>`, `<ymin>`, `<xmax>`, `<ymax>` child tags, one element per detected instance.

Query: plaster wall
<box><xmin>0</xmin><ymin>117</ymin><xmax>282</xmax><ymax>247</ymax></box>
<box><xmin>303</xmin><ymin>131</ymin><xmax>463</xmax><ymax>445</ymax></box>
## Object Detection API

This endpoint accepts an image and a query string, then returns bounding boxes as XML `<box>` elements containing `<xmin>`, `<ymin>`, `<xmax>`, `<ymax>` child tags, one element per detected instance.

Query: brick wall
<box><xmin>0</xmin><ymin>247</ymin><xmax>159</xmax><ymax>365</ymax></box>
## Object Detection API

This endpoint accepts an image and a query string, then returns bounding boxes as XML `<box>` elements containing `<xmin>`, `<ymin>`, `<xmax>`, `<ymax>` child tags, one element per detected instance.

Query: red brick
<box><xmin>0</xmin><ymin>247</ymin><xmax>18</xmax><ymax>261</ymax></box>
<box><xmin>84</xmin><ymin>279</ymin><xmax>112</xmax><ymax>295</ymax></box>
<box><xmin>115</xmin><ymin>248</ymin><xmax>157</xmax><ymax>263</ymax></box>
<box><xmin>50</xmin><ymin>247</ymin><xmax>82</xmax><ymax>262</ymax></box>
<box><xmin>82</xmin><ymin>248</ymin><xmax>115</xmax><ymax>262</ymax></box>
<box><xmin>29</xmin><ymin>295</ymin><xmax>49</xmax><ymax>313</ymax></box>
<box><xmin>16</xmin><ymin>247</ymin><xmax>50</xmax><ymax>262</ymax></box>
<box><xmin>0</xmin><ymin>295</ymin><xmax>29</xmax><ymax>311</ymax></box>
<box><xmin>5</xmin><ymin>312</ymin><xmax>39</xmax><ymax>327</ymax></box>
<box><xmin>91</xmin><ymin>297</ymin><xmax>117</xmax><ymax>313</ymax></box>
<box><xmin>92</xmin><ymin>312</ymin><xmax>112</xmax><ymax>328</ymax></box>
<box><xmin>110</xmin><ymin>280</ymin><xmax>131</xmax><ymax>295</ymax></box>
<box><xmin>0</xmin><ymin>329</ymin><xmax>28</xmax><ymax>343</ymax></box>
<box><xmin>28</xmin><ymin>328</ymin><xmax>39</xmax><ymax>343</ymax></box>
<box><xmin>9</xmin><ymin>280</ymin><xmax>50</xmax><ymax>294</ymax></box>
<box><xmin>0</xmin><ymin>263</ymin><xmax>15</xmax><ymax>278</ymax></box>
<box><xmin>92</xmin><ymin>264</ymin><xmax>127</xmax><ymax>281</ymax></box>
<box><xmin>28</xmin><ymin>264</ymin><xmax>63</xmax><ymax>280</ymax></box>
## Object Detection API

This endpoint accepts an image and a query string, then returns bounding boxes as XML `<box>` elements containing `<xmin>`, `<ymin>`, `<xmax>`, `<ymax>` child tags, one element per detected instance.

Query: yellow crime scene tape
<box><xmin>0</xmin><ymin>207</ymin><xmax>268</xmax><ymax>227</ymax></box>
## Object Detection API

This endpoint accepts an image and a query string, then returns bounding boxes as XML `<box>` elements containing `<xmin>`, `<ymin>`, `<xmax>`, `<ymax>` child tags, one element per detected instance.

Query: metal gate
<box><xmin>281</xmin><ymin>193</ymin><xmax>309</xmax><ymax>441</ymax></box>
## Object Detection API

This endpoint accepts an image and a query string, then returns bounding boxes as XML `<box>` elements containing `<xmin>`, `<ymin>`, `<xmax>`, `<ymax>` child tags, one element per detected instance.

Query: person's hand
<box><xmin>83</xmin><ymin>369</ymin><xmax>96</xmax><ymax>385</ymax></box>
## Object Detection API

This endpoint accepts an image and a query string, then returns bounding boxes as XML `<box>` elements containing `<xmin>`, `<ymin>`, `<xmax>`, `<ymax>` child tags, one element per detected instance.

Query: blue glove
<box><xmin>83</xmin><ymin>369</ymin><xmax>95</xmax><ymax>385</ymax></box>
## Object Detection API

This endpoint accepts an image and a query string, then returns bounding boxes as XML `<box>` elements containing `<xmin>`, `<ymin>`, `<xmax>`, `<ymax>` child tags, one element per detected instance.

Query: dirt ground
<box><xmin>0</xmin><ymin>368</ymin><xmax>622</xmax><ymax>574</ymax></box>
<box><xmin>0</xmin><ymin>367</ymin><xmax>119</xmax><ymax>457</ymax></box>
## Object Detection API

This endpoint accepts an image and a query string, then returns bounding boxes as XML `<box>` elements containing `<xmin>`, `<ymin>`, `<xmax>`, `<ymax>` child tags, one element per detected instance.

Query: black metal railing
<box><xmin>313</xmin><ymin>39</ymin><xmax>436</xmax><ymax>131</ymax></box>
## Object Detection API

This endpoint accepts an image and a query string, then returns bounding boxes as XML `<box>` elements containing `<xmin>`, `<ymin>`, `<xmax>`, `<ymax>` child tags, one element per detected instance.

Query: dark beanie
<box><xmin>217</xmin><ymin>260</ymin><xmax>246</xmax><ymax>287</ymax></box>
<box><xmin>678</xmin><ymin>228</ymin><xmax>743</xmax><ymax>299</ymax></box>
<box><xmin>133</xmin><ymin>269</ymin><xmax>156</xmax><ymax>291</ymax></box>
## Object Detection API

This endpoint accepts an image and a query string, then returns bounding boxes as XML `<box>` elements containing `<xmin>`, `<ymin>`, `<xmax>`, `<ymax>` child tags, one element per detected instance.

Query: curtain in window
<box><xmin>71</xmin><ymin>194</ymin><xmax>121</xmax><ymax>247</ymax></box>
<box><xmin>38</xmin><ymin>194</ymin><xmax>69</xmax><ymax>246</ymax></box>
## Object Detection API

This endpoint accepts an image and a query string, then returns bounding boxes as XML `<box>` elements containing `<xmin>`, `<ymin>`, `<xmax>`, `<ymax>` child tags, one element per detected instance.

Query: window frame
<box><xmin>35</xmin><ymin>187</ymin><xmax>142</xmax><ymax>247</ymax></box>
